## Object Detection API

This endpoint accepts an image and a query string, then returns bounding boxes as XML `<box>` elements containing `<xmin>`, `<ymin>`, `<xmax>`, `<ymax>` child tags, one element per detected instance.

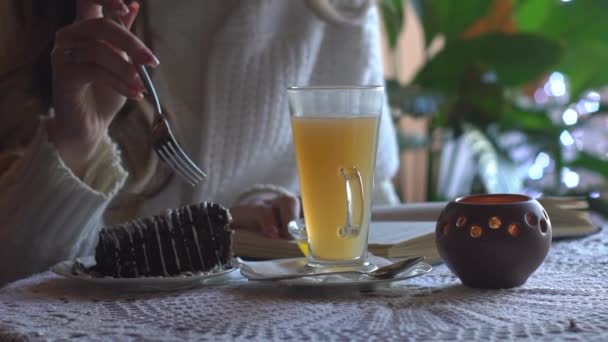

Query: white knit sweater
<box><xmin>0</xmin><ymin>0</ymin><xmax>398</xmax><ymax>284</ymax></box>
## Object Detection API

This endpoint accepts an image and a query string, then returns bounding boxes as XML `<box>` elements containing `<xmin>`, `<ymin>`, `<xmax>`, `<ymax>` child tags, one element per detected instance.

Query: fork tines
<box><xmin>155</xmin><ymin>139</ymin><xmax>206</xmax><ymax>186</ymax></box>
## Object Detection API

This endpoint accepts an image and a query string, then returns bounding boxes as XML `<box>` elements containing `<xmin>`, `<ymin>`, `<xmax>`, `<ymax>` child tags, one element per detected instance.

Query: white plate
<box><xmin>239</xmin><ymin>257</ymin><xmax>432</xmax><ymax>287</ymax></box>
<box><xmin>51</xmin><ymin>256</ymin><xmax>238</xmax><ymax>291</ymax></box>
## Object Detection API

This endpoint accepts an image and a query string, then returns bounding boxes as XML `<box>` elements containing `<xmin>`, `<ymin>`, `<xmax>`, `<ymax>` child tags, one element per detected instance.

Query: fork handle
<box><xmin>135</xmin><ymin>64</ymin><xmax>163</xmax><ymax>115</ymax></box>
<box><xmin>106</xmin><ymin>15</ymin><xmax>163</xmax><ymax>115</ymax></box>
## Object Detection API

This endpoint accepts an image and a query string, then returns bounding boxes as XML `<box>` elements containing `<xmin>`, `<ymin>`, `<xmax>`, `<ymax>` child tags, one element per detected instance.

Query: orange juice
<box><xmin>291</xmin><ymin>115</ymin><xmax>380</xmax><ymax>261</ymax></box>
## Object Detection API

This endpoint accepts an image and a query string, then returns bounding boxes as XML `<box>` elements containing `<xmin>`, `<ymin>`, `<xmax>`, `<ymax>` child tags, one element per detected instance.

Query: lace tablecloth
<box><xmin>1</xmin><ymin>226</ymin><xmax>607</xmax><ymax>341</ymax></box>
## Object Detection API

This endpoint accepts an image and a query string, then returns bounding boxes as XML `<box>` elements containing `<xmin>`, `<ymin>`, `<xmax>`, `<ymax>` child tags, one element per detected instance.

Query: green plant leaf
<box><xmin>451</xmin><ymin>67</ymin><xmax>505</xmax><ymax>129</ymax></box>
<box><xmin>514</xmin><ymin>0</ymin><xmax>554</xmax><ymax>33</ymax></box>
<box><xmin>379</xmin><ymin>0</ymin><xmax>405</xmax><ymax>49</ymax></box>
<box><xmin>558</xmin><ymin>42</ymin><xmax>608</xmax><ymax>101</ymax></box>
<box><xmin>515</xmin><ymin>1</ymin><xmax>608</xmax><ymax>100</ymax></box>
<box><xmin>516</xmin><ymin>1</ymin><xmax>608</xmax><ymax>43</ymax></box>
<box><xmin>498</xmin><ymin>106</ymin><xmax>558</xmax><ymax>133</ymax></box>
<box><xmin>414</xmin><ymin>33</ymin><xmax>563</xmax><ymax>92</ymax></box>
<box><xmin>566</xmin><ymin>152</ymin><xmax>608</xmax><ymax>176</ymax></box>
<box><xmin>418</xmin><ymin>0</ymin><xmax>493</xmax><ymax>46</ymax></box>
<box><xmin>419</xmin><ymin>0</ymin><xmax>440</xmax><ymax>48</ymax></box>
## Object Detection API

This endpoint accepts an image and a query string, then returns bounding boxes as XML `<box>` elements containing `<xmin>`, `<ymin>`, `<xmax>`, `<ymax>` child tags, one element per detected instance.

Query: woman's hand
<box><xmin>230</xmin><ymin>191</ymin><xmax>301</xmax><ymax>239</ymax></box>
<box><xmin>47</xmin><ymin>0</ymin><xmax>159</xmax><ymax>175</ymax></box>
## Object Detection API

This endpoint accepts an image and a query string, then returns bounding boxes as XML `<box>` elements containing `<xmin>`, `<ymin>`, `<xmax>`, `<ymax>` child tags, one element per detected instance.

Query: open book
<box><xmin>234</xmin><ymin>221</ymin><xmax>441</xmax><ymax>263</ymax></box>
<box><xmin>371</xmin><ymin>197</ymin><xmax>599</xmax><ymax>239</ymax></box>
<box><xmin>233</xmin><ymin>197</ymin><xmax>599</xmax><ymax>264</ymax></box>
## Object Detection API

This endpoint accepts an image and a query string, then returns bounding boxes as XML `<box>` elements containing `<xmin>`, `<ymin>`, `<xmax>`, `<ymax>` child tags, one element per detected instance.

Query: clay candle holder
<box><xmin>435</xmin><ymin>194</ymin><xmax>552</xmax><ymax>289</ymax></box>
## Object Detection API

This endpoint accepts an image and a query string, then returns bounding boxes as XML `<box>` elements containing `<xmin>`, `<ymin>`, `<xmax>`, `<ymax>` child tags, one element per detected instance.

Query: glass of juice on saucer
<box><xmin>287</xmin><ymin>85</ymin><xmax>384</xmax><ymax>272</ymax></box>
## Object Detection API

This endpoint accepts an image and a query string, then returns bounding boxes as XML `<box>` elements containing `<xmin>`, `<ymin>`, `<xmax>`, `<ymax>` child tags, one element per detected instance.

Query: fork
<box><xmin>144</xmin><ymin>67</ymin><xmax>207</xmax><ymax>186</ymax></box>
<box><xmin>111</xmin><ymin>17</ymin><xmax>207</xmax><ymax>186</ymax></box>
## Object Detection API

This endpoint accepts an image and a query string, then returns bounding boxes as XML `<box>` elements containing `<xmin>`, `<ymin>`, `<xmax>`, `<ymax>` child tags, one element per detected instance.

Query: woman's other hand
<box><xmin>231</xmin><ymin>192</ymin><xmax>301</xmax><ymax>239</ymax></box>
<box><xmin>47</xmin><ymin>0</ymin><xmax>159</xmax><ymax>175</ymax></box>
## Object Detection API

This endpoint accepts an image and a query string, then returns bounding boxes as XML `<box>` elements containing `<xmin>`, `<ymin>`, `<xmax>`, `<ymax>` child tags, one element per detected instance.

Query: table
<box><xmin>1</xmin><ymin>225</ymin><xmax>607</xmax><ymax>341</ymax></box>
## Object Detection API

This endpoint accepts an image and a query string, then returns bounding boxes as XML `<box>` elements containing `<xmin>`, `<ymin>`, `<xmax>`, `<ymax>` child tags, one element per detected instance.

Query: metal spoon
<box><xmin>247</xmin><ymin>256</ymin><xmax>426</xmax><ymax>281</ymax></box>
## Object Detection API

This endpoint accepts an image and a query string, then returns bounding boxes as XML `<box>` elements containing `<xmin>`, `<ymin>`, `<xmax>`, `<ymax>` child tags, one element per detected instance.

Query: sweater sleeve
<box><xmin>0</xmin><ymin>122</ymin><xmax>128</xmax><ymax>285</ymax></box>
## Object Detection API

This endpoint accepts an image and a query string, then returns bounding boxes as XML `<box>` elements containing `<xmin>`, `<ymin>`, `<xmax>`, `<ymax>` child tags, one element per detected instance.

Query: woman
<box><xmin>0</xmin><ymin>0</ymin><xmax>399</xmax><ymax>284</ymax></box>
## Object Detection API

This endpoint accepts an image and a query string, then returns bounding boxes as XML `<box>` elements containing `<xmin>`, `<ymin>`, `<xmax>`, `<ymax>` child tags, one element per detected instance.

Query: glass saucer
<box><xmin>239</xmin><ymin>256</ymin><xmax>432</xmax><ymax>287</ymax></box>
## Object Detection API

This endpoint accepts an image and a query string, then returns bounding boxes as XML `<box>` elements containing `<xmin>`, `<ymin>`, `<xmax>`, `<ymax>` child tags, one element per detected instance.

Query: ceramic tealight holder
<box><xmin>435</xmin><ymin>194</ymin><xmax>552</xmax><ymax>289</ymax></box>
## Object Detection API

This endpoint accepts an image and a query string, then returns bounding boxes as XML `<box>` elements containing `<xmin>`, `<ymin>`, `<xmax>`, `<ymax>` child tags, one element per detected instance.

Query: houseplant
<box><xmin>380</xmin><ymin>0</ymin><xmax>608</xmax><ymax>201</ymax></box>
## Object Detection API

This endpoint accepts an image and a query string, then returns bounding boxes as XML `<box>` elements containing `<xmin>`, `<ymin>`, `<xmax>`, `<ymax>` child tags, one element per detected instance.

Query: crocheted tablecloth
<box><xmin>1</xmin><ymin>227</ymin><xmax>607</xmax><ymax>341</ymax></box>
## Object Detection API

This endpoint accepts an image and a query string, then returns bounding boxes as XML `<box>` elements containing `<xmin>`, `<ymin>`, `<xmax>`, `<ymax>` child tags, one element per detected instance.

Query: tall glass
<box><xmin>287</xmin><ymin>85</ymin><xmax>384</xmax><ymax>271</ymax></box>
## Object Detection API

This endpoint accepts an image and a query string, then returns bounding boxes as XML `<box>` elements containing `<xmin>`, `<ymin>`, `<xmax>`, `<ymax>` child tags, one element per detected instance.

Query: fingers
<box><xmin>258</xmin><ymin>210</ymin><xmax>280</xmax><ymax>239</ymax></box>
<box><xmin>77</xmin><ymin>0</ymin><xmax>129</xmax><ymax>21</ymax></box>
<box><xmin>230</xmin><ymin>205</ymin><xmax>280</xmax><ymax>239</ymax></box>
<box><xmin>55</xmin><ymin>17</ymin><xmax>159</xmax><ymax>67</ymax></box>
<box><xmin>273</xmin><ymin>195</ymin><xmax>301</xmax><ymax>239</ymax></box>
<box><xmin>72</xmin><ymin>41</ymin><xmax>144</xmax><ymax>95</ymax></box>
<box><xmin>230</xmin><ymin>192</ymin><xmax>301</xmax><ymax>240</ymax></box>
<box><xmin>123</xmin><ymin>2</ymin><xmax>140</xmax><ymax>29</ymax></box>
<box><xmin>85</xmin><ymin>64</ymin><xmax>144</xmax><ymax>100</ymax></box>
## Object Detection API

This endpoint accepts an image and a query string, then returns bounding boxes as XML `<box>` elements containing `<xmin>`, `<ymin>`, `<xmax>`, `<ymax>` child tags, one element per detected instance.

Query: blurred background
<box><xmin>378</xmin><ymin>0</ymin><xmax>608</xmax><ymax>204</ymax></box>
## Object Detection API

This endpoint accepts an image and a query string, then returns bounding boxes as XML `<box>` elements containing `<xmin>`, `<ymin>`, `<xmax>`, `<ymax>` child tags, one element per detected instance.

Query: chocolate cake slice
<box><xmin>94</xmin><ymin>202</ymin><xmax>233</xmax><ymax>278</ymax></box>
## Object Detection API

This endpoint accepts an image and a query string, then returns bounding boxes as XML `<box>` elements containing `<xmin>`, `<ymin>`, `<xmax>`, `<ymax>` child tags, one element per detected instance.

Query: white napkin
<box><xmin>239</xmin><ymin>254</ymin><xmax>393</xmax><ymax>284</ymax></box>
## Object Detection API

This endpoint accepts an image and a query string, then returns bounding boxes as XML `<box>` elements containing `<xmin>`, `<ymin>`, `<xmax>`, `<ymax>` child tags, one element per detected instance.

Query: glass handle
<box><xmin>339</xmin><ymin>167</ymin><xmax>364</xmax><ymax>238</ymax></box>
<box><xmin>287</xmin><ymin>219</ymin><xmax>307</xmax><ymax>241</ymax></box>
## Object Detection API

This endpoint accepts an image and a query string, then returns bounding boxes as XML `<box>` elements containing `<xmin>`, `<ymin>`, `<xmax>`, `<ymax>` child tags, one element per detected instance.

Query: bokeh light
<box><xmin>562</xmin><ymin>168</ymin><xmax>580</xmax><ymax>188</ymax></box>
<box><xmin>560</xmin><ymin>130</ymin><xmax>575</xmax><ymax>146</ymax></box>
<box><xmin>562</xmin><ymin>108</ymin><xmax>578</xmax><ymax>125</ymax></box>
<box><xmin>528</xmin><ymin>164</ymin><xmax>544</xmax><ymax>180</ymax></box>
<box><xmin>544</xmin><ymin>72</ymin><xmax>567</xmax><ymax>97</ymax></box>
<box><xmin>535</xmin><ymin>152</ymin><xmax>551</xmax><ymax>168</ymax></box>
<box><xmin>576</xmin><ymin>91</ymin><xmax>601</xmax><ymax>115</ymax></box>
